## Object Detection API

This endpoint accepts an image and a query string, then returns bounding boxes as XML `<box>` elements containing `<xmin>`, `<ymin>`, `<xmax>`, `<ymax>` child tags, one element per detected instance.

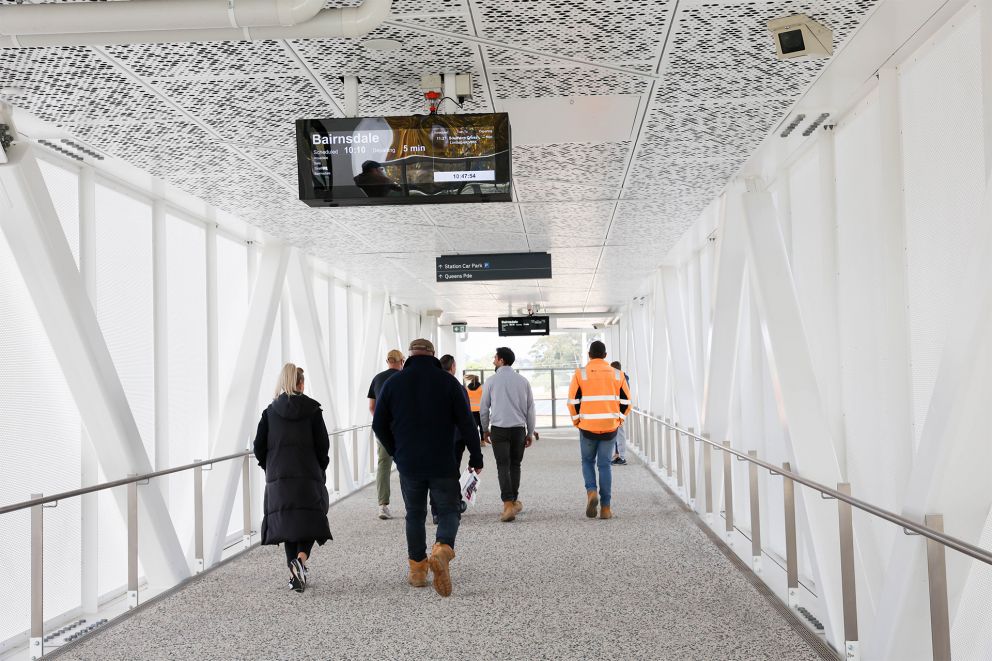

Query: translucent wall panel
<box><xmin>164</xmin><ymin>214</ymin><xmax>207</xmax><ymax>552</ymax></box>
<box><xmin>217</xmin><ymin>235</ymin><xmax>249</xmax><ymax>416</ymax></box>
<box><xmin>94</xmin><ymin>183</ymin><xmax>153</xmax><ymax>595</ymax></box>
<box><xmin>899</xmin><ymin>11</ymin><xmax>984</xmax><ymax>450</ymax></box>
<box><xmin>0</xmin><ymin>192</ymin><xmax>82</xmax><ymax>643</ymax></box>
<box><xmin>332</xmin><ymin>283</ymin><xmax>350</xmax><ymax>420</ymax></box>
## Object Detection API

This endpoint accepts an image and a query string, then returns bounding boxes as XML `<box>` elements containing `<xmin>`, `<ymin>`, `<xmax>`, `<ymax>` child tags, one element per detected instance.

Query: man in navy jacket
<box><xmin>372</xmin><ymin>338</ymin><xmax>483</xmax><ymax>597</ymax></box>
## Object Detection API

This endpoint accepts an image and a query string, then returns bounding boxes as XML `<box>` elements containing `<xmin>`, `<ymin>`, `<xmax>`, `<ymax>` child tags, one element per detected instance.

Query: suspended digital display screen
<box><xmin>296</xmin><ymin>113</ymin><xmax>512</xmax><ymax>207</ymax></box>
<box><xmin>498</xmin><ymin>316</ymin><xmax>550</xmax><ymax>336</ymax></box>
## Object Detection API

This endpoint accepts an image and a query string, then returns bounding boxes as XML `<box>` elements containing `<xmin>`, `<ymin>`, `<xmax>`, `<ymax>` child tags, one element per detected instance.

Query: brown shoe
<box><xmin>408</xmin><ymin>558</ymin><xmax>428</xmax><ymax>587</ymax></box>
<box><xmin>585</xmin><ymin>490</ymin><xmax>599</xmax><ymax>518</ymax></box>
<box><xmin>500</xmin><ymin>500</ymin><xmax>516</xmax><ymax>522</ymax></box>
<box><xmin>428</xmin><ymin>542</ymin><xmax>455</xmax><ymax>597</ymax></box>
<box><xmin>600</xmin><ymin>505</ymin><xmax>613</xmax><ymax>520</ymax></box>
<box><xmin>512</xmin><ymin>500</ymin><xmax>523</xmax><ymax>514</ymax></box>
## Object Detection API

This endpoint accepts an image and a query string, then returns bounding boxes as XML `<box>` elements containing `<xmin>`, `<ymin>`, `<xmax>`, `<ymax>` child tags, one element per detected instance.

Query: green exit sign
<box><xmin>452</xmin><ymin>322</ymin><xmax>468</xmax><ymax>333</ymax></box>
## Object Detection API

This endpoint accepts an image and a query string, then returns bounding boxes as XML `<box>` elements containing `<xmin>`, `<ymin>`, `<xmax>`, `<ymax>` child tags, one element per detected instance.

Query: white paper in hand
<box><xmin>459</xmin><ymin>468</ymin><xmax>480</xmax><ymax>507</ymax></box>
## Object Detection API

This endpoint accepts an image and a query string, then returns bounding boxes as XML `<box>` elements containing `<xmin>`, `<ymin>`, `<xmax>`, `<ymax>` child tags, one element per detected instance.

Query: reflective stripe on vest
<box><xmin>572</xmin><ymin>360</ymin><xmax>624</xmax><ymax>434</ymax></box>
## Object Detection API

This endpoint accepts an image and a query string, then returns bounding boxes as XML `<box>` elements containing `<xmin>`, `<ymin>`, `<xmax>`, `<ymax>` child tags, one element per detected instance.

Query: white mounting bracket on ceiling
<box><xmin>0</xmin><ymin>101</ymin><xmax>18</xmax><ymax>164</ymax></box>
<box><xmin>341</xmin><ymin>75</ymin><xmax>360</xmax><ymax>118</ymax></box>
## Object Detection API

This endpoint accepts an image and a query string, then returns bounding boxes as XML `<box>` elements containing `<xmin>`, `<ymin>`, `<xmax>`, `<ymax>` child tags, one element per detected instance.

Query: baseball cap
<box><xmin>408</xmin><ymin>338</ymin><xmax>435</xmax><ymax>353</ymax></box>
<box><xmin>386</xmin><ymin>349</ymin><xmax>405</xmax><ymax>362</ymax></box>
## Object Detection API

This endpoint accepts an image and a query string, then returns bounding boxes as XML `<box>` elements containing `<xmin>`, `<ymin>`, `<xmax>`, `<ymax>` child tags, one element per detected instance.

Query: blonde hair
<box><xmin>274</xmin><ymin>363</ymin><xmax>304</xmax><ymax>399</ymax></box>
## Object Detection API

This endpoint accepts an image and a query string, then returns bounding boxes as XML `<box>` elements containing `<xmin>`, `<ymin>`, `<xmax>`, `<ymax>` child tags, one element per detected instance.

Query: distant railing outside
<box><xmin>462</xmin><ymin>366</ymin><xmax>579</xmax><ymax>429</ymax></box>
<box><xmin>0</xmin><ymin>423</ymin><xmax>374</xmax><ymax>660</ymax></box>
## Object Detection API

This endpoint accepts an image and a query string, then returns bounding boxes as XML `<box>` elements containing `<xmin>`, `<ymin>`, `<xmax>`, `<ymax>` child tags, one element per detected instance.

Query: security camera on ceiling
<box><xmin>767</xmin><ymin>14</ymin><xmax>832</xmax><ymax>60</ymax></box>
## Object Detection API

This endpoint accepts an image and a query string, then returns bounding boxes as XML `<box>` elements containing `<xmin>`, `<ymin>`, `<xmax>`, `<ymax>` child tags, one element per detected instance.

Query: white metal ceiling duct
<box><xmin>0</xmin><ymin>0</ymin><xmax>392</xmax><ymax>47</ymax></box>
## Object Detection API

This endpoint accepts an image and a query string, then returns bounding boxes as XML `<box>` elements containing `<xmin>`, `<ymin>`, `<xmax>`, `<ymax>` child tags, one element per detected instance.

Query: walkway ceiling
<box><xmin>0</xmin><ymin>0</ymin><xmax>881</xmax><ymax>326</ymax></box>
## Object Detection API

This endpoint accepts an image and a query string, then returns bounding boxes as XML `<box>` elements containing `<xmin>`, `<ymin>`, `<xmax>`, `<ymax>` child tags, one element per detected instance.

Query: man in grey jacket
<box><xmin>480</xmin><ymin>346</ymin><xmax>536</xmax><ymax>522</ymax></box>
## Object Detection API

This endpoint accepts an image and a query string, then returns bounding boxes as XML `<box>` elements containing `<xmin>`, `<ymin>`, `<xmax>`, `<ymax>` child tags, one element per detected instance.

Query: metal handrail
<box><xmin>0</xmin><ymin>423</ymin><xmax>373</xmax><ymax>517</ymax></box>
<box><xmin>7</xmin><ymin>420</ymin><xmax>373</xmax><ymax>660</ymax></box>
<box><xmin>630</xmin><ymin>408</ymin><xmax>992</xmax><ymax>567</ymax></box>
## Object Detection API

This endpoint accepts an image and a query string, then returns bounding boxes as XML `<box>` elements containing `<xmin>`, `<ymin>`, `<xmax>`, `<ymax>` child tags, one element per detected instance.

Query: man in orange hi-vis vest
<box><xmin>567</xmin><ymin>340</ymin><xmax>630</xmax><ymax>520</ymax></box>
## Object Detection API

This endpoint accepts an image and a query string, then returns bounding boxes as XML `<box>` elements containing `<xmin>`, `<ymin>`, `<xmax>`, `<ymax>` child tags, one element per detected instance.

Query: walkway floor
<box><xmin>56</xmin><ymin>428</ymin><xmax>827</xmax><ymax>660</ymax></box>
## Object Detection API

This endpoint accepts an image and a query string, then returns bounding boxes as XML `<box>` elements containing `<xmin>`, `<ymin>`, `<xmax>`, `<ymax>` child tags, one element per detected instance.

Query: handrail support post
<box><xmin>688</xmin><ymin>426</ymin><xmax>697</xmax><ymax>508</ymax></box>
<box><xmin>30</xmin><ymin>492</ymin><xmax>43</xmax><ymax>661</ymax></box>
<box><xmin>723</xmin><ymin>442</ymin><xmax>734</xmax><ymax>543</ymax></box>
<box><xmin>925</xmin><ymin>513</ymin><xmax>952</xmax><ymax>661</ymax></box>
<box><xmin>664</xmin><ymin>418</ymin><xmax>672</xmax><ymax>479</ymax></box>
<box><xmin>748</xmin><ymin>451</ymin><xmax>761</xmax><ymax>573</ymax></box>
<box><xmin>783</xmin><ymin>461</ymin><xmax>799</xmax><ymax>608</ymax></box>
<box><xmin>241</xmin><ymin>454</ymin><xmax>252</xmax><ymax>550</ymax></box>
<box><xmin>194</xmin><ymin>464</ymin><xmax>204</xmax><ymax>573</ymax></box>
<box><xmin>703</xmin><ymin>432</ymin><xmax>713</xmax><ymax>524</ymax></box>
<box><xmin>837</xmin><ymin>482</ymin><xmax>859</xmax><ymax>660</ymax></box>
<box><xmin>127</xmin><ymin>476</ymin><xmax>139</xmax><ymax>609</ymax></box>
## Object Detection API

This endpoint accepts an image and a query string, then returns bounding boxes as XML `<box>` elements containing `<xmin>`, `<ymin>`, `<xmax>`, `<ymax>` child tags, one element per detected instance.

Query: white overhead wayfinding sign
<box><xmin>435</xmin><ymin>252</ymin><xmax>552</xmax><ymax>282</ymax></box>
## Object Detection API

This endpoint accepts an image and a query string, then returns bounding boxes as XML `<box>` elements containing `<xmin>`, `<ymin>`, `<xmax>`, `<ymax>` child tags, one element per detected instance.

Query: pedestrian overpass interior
<box><xmin>2</xmin><ymin>0</ymin><xmax>992</xmax><ymax>658</ymax></box>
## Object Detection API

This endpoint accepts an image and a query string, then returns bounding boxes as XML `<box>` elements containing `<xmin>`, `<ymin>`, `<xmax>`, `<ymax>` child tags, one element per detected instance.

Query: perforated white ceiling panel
<box><xmin>0</xmin><ymin>0</ymin><xmax>883</xmax><ymax>323</ymax></box>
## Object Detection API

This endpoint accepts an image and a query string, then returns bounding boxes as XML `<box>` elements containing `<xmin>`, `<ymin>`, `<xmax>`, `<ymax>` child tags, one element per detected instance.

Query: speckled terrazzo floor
<box><xmin>55</xmin><ymin>428</ymin><xmax>826</xmax><ymax>661</ymax></box>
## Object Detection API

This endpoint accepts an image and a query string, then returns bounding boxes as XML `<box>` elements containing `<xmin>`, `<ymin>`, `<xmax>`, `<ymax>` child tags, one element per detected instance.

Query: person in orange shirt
<box><xmin>465</xmin><ymin>374</ymin><xmax>484</xmax><ymax>440</ymax></box>
<box><xmin>567</xmin><ymin>341</ymin><xmax>630</xmax><ymax>519</ymax></box>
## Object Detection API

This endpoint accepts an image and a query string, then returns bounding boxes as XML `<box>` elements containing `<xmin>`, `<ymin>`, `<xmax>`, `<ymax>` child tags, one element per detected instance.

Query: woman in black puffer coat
<box><xmin>253</xmin><ymin>363</ymin><xmax>332</xmax><ymax>593</ymax></box>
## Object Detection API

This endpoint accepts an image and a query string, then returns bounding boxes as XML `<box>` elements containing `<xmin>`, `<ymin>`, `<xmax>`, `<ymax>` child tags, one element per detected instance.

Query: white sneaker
<box><xmin>378</xmin><ymin>505</ymin><xmax>392</xmax><ymax>520</ymax></box>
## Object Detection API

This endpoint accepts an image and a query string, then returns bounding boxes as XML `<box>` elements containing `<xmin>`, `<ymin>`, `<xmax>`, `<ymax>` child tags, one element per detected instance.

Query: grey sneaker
<box><xmin>378</xmin><ymin>505</ymin><xmax>392</xmax><ymax>520</ymax></box>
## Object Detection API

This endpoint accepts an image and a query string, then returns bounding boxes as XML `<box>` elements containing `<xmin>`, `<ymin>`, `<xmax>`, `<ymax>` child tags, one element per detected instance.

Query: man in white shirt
<box><xmin>480</xmin><ymin>347</ymin><xmax>536</xmax><ymax>522</ymax></box>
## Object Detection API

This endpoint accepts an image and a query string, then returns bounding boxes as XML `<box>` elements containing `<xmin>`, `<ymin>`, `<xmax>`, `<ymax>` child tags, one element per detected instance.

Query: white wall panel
<box><xmin>164</xmin><ymin>214</ymin><xmax>207</xmax><ymax>552</ymax></box>
<box><xmin>900</xmin><ymin>10</ymin><xmax>985</xmax><ymax>451</ymax></box>
<box><xmin>94</xmin><ymin>183</ymin><xmax>153</xmax><ymax>596</ymax></box>
<box><xmin>0</xmin><ymin>195</ymin><xmax>82</xmax><ymax>642</ymax></box>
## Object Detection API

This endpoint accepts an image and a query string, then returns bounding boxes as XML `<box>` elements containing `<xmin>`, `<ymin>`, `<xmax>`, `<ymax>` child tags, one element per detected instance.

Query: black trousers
<box><xmin>490</xmin><ymin>425</ymin><xmax>527</xmax><ymax>502</ymax></box>
<box><xmin>284</xmin><ymin>540</ymin><xmax>314</xmax><ymax>566</ymax></box>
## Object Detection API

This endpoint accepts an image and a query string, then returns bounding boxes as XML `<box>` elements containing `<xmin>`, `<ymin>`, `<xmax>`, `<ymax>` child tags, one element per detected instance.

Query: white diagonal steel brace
<box><xmin>742</xmin><ymin>190</ymin><xmax>857</xmax><ymax>648</ymax></box>
<box><xmin>869</xmin><ymin>165</ymin><xmax>992</xmax><ymax>661</ymax></box>
<box><xmin>0</xmin><ymin>142</ymin><xmax>189</xmax><ymax>585</ymax></box>
<box><xmin>352</xmin><ymin>291</ymin><xmax>386</xmax><ymax>425</ymax></box>
<box><xmin>287</xmin><ymin>249</ymin><xmax>339</xmax><ymax>429</ymax></box>
<box><xmin>202</xmin><ymin>241</ymin><xmax>289</xmax><ymax>565</ymax></box>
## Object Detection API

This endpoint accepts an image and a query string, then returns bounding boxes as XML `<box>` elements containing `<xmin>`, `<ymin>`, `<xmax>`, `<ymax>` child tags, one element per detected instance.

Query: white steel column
<box><xmin>205</xmin><ymin>219</ymin><xmax>219</xmax><ymax>442</ymax></box>
<box><xmin>648</xmin><ymin>272</ymin><xmax>670</xmax><ymax>417</ymax></box>
<box><xmin>152</xmin><ymin>201</ymin><xmax>169</xmax><ymax>504</ymax></box>
<box><xmin>742</xmin><ymin>190</ymin><xmax>850</xmax><ymax>648</ymax></box>
<box><xmin>0</xmin><ymin>142</ymin><xmax>188</xmax><ymax>585</ymax></box>
<box><xmin>701</xmin><ymin>193</ymin><xmax>745</xmax><ymax>527</ymax></box>
<box><xmin>78</xmin><ymin>164</ymin><xmax>99</xmax><ymax>613</ymax></box>
<box><xmin>344</xmin><ymin>285</ymin><xmax>356</xmax><ymax>424</ymax></box>
<box><xmin>286</xmin><ymin>249</ymin><xmax>338</xmax><ymax>428</ymax></box>
<box><xmin>202</xmin><ymin>242</ymin><xmax>289</xmax><ymax>565</ymax></box>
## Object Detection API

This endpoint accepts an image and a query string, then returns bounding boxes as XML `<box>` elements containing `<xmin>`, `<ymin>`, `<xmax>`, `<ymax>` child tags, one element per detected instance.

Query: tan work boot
<box><xmin>408</xmin><ymin>558</ymin><xmax>428</xmax><ymax>587</ymax></box>
<box><xmin>500</xmin><ymin>500</ymin><xmax>516</xmax><ymax>522</ymax></box>
<box><xmin>512</xmin><ymin>500</ymin><xmax>523</xmax><ymax>514</ymax></box>
<box><xmin>428</xmin><ymin>542</ymin><xmax>456</xmax><ymax>597</ymax></box>
<box><xmin>585</xmin><ymin>490</ymin><xmax>599</xmax><ymax>518</ymax></box>
<box><xmin>600</xmin><ymin>505</ymin><xmax>613</xmax><ymax>520</ymax></box>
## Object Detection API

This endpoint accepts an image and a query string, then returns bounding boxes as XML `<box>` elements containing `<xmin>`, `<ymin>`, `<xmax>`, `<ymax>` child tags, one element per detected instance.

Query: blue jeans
<box><xmin>580</xmin><ymin>431</ymin><xmax>614</xmax><ymax>506</ymax></box>
<box><xmin>399</xmin><ymin>474</ymin><xmax>461</xmax><ymax>561</ymax></box>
